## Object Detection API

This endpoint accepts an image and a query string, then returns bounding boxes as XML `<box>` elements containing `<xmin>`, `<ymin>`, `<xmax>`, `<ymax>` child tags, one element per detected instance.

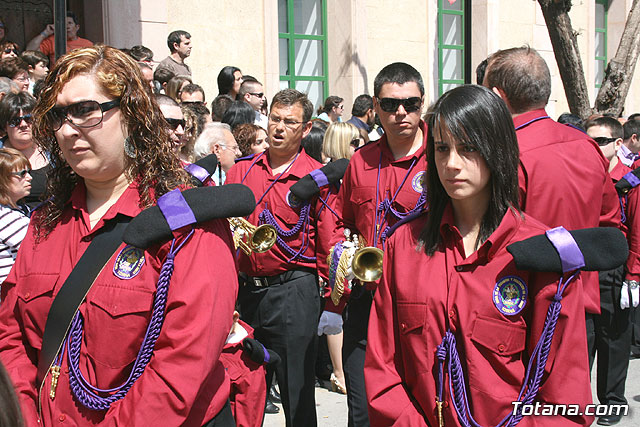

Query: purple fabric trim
<box><xmin>514</xmin><ymin>115</ymin><xmax>550</xmax><ymax>131</ymax></box>
<box><xmin>157</xmin><ymin>189</ymin><xmax>197</xmax><ymax>231</ymax></box>
<box><xmin>545</xmin><ymin>226</ymin><xmax>585</xmax><ymax>273</ymax></box>
<box><xmin>262</xmin><ymin>346</ymin><xmax>270</xmax><ymax>364</ymax></box>
<box><xmin>310</xmin><ymin>169</ymin><xmax>329</xmax><ymax>188</ymax></box>
<box><xmin>185</xmin><ymin>163</ymin><xmax>211</xmax><ymax>183</ymax></box>
<box><xmin>624</xmin><ymin>171</ymin><xmax>640</xmax><ymax>189</ymax></box>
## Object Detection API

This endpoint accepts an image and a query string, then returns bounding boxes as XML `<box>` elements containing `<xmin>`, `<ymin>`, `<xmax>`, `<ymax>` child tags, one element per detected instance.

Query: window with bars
<box><xmin>437</xmin><ymin>0</ymin><xmax>470</xmax><ymax>95</ymax></box>
<box><xmin>595</xmin><ymin>0</ymin><xmax>608</xmax><ymax>89</ymax></box>
<box><xmin>278</xmin><ymin>0</ymin><xmax>329</xmax><ymax>111</ymax></box>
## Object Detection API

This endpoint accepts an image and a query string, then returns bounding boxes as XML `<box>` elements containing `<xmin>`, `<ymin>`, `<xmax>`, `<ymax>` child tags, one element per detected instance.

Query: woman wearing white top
<box><xmin>0</xmin><ymin>147</ymin><xmax>31</xmax><ymax>288</ymax></box>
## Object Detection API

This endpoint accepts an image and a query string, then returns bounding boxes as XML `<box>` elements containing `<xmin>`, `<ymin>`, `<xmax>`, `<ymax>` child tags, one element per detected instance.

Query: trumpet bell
<box><xmin>250</xmin><ymin>224</ymin><xmax>278</xmax><ymax>253</ymax></box>
<box><xmin>352</xmin><ymin>247</ymin><xmax>384</xmax><ymax>282</ymax></box>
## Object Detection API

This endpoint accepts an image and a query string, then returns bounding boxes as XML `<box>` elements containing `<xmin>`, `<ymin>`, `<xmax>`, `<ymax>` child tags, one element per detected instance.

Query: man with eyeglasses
<box><xmin>324</xmin><ymin>62</ymin><xmax>428</xmax><ymax>427</ymax></box>
<box><xmin>583</xmin><ymin>116</ymin><xmax>636</xmax><ymax>426</ymax></box>
<box><xmin>155</xmin><ymin>95</ymin><xmax>186</xmax><ymax>159</ymax></box>
<box><xmin>193</xmin><ymin>122</ymin><xmax>240</xmax><ymax>185</ymax></box>
<box><xmin>225</xmin><ymin>89</ymin><xmax>334</xmax><ymax>427</ymax></box>
<box><xmin>238</xmin><ymin>78</ymin><xmax>268</xmax><ymax>130</ymax></box>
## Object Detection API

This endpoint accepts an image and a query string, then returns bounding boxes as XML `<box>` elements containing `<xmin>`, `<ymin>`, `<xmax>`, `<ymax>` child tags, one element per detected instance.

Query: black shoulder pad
<box><xmin>186</xmin><ymin>154</ymin><xmax>218</xmax><ymax>186</ymax></box>
<box><xmin>507</xmin><ymin>227</ymin><xmax>627</xmax><ymax>273</ymax></box>
<box><xmin>289</xmin><ymin>159</ymin><xmax>349</xmax><ymax>201</ymax></box>
<box><xmin>124</xmin><ymin>184</ymin><xmax>255</xmax><ymax>249</ymax></box>
<box><xmin>615</xmin><ymin>167</ymin><xmax>640</xmax><ymax>195</ymax></box>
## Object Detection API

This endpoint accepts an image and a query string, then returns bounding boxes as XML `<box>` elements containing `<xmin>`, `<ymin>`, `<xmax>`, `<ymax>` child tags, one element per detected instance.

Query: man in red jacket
<box><xmin>483</xmin><ymin>46</ymin><xmax>620</xmax><ymax>317</ymax></box>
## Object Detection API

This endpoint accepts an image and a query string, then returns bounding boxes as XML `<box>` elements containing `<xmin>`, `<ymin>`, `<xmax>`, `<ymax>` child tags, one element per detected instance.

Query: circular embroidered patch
<box><xmin>411</xmin><ymin>171</ymin><xmax>426</xmax><ymax>193</ymax></box>
<box><xmin>286</xmin><ymin>189</ymin><xmax>303</xmax><ymax>208</ymax></box>
<box><xmin>493</xmin><ymin>275</ymin><xmax>527</xmax><ymax>316</ymax></box>
<box><xmin>113</xmin><ymin>245</ymin><xmax>145</xmax><ymax>280</ymax></box>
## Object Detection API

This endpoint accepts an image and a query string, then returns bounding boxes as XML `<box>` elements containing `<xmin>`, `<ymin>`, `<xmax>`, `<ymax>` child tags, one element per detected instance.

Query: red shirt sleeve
<box><xmin>625</xmin><ymin>188</ymin><xmax>640</xmax><ymax>281</ymax></box>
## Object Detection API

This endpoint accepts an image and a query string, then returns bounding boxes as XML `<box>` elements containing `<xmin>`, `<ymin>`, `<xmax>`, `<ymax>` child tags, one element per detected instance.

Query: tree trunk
<box><xmin>594</xmin><ymin>0</ymin><xmax>640</xmax><ymax>116</ymax></box>
<box><xmin>537</xmin><ymin>0</ymin><xmax>592</xmax><ymax>118</ymax></box>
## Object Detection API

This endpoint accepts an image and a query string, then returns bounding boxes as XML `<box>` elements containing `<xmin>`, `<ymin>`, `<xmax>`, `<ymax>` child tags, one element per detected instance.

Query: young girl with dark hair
<box><xmin>365</xmin><ymin>85</ymin><xmax>593</xmax><ymax>426</ymax></box>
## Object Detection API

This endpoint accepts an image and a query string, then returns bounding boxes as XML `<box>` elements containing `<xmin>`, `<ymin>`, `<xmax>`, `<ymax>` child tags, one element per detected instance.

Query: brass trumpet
<box><xmin>228</xmin><ymin>217</ymin><xmax>277</xmax><ymax>255</ymax></box>
<box><xmin>352</xmin><ymin>246</ymin><xmax>384</xmax><ymax>282</ymax></box>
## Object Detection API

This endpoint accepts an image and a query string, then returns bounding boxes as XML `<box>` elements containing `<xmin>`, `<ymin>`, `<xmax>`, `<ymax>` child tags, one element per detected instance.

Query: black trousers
<box><xmin>202</xmin><ymin>400</ymin><xmax>235</xmax><ymax>427</ymax></box>
<box><xmin>238</xmin><ymin>271</ymin><xmax>320</xmax><ymax>427</ymax></box>
<box><xmin>631</xmin><ymin>304</ymin><xmax>640</xmax><ymax>355</ymax></box>
<box><xmin>586</xmin><ymin>266</ymin><xmax>631</xmax><ymax>407</ymax></box>
<box><xmin>343</xmin><ymin>288</ymin><xmax>373</xmax><ymax>427</ymax></box>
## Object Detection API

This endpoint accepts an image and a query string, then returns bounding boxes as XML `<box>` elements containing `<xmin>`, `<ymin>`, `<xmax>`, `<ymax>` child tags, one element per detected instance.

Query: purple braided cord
<box><xmin>436</xmin><ymin>273</ymin><xmax>578</xmax><ymax>427</ymax></box>
<box><xmin>379</xmin><ymin>191</ymin><xmax>427</xmax><ymax>243</ymax></box>
<box><xmin>67</xmin><ymin>232</ymin><xmax>193</xmax><ymax>410</ymax></box>
<box><xmin>259</xmin><ymin>204</ymin><xmax>316</xmax><ymax>262</ymax></box>
<box><xmin>619</xmin><ymin>195</ymin><xmax>627</xmax><ymax>224</ymax></box>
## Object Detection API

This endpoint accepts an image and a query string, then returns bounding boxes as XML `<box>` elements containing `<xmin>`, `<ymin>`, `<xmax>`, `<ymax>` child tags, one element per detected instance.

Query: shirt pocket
<box><xmin>396</xmin><ymin>302</ymin><xmax>429</xmax><ymax>374</ymax></box>
<box><xmin>468</xmin><ymin>314</ymin><xmax>526</xmax><ymax>398</ymax></box>
<box><xmin>17</xmin><ymin>273</ymin><xmax>58</xmax><ymax>350</ymax></box>
<box><xmin>83</xmin><ymin>284</ymin><xmax>155</xmax><ymax>371</ymax></box>
<box><xmin>348</xmin><ymin>187</ymin><xmax>375</xmax><ymax>242</ymax></box>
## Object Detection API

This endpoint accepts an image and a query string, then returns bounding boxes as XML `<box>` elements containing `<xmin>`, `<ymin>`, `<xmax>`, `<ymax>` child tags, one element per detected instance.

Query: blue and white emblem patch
<box><xmin>113</xmin><ymin>245</ymin><xmax>145</xmax><ymax>280</ymax></box>
<box><xmin>286</xmin><ymin>189</ymin><xmax>303</xmax><ymax>208</ymax></box>
<box><xmin>493</xmin><ymin>276</ymin><xmax>527</xmax><ymax>316</ymax></box>
<box><xmin>411</xmin><ymin>171</ymin><xmax>426</xmax><ymax>193</ymax></box>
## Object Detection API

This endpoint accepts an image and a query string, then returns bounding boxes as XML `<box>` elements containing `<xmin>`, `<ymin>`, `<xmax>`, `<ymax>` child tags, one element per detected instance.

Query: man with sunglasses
<box><xmin>323</xmin><ymin>62</ymin><xmax>428</xmax><ymax>427</ymax></box>
<box><xmin>583</xmin><ymin>116</ymin><xmax>637</xmax><ymax>426</ymax></box>
<box><xmin>239</xmin><ymin>78</ymin><xmax>268</xmax><ymax>130</ymax></box>
<box><xmin>155</xmin><ymin>94</ymin><xmax>186</xmax><ymax>158</ymax></box>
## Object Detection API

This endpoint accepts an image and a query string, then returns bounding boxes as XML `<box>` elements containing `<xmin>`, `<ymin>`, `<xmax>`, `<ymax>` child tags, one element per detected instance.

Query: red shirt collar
<box><xmin>378</xmin><ymin>119</ymin><xmax>427</xmax><ymax>163</ymax></box>
<box><xmin>440</xmin><ymin>203</ymin><xmax>522</xmax><ymax>265</ymax></box>
<box><xmin>512</xmin><ymin>108</ymin><xmax>550</xmax><ymax>130</ymax></box>
<box><xmin>69</xmin><ymin>181</ymin><xmax>143</xmax><ymax>233</ymax></box>
<box><xmin>256</xmin><ymin>147</ymin><xmax>321</xmax><ymax>180</ymax></box>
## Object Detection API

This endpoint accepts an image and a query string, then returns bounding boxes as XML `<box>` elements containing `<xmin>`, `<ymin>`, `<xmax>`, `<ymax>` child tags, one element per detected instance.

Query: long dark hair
<box><xmin>0</xmin><ymin>361</ymin><xmax>24</xmax><ymax>427</ymax></box>
<box><xmin>31</xmin><ymin>45</ymin><xmax>191</xmax><ymax>239</ymax></box>
<box><xmin>217</xmin><ymin>66</ymin><xmax>241</xmax><ymax>97</ymax></box>
<box><xmin>420</xmin><ymin>85</ymin><xmax>520</xmax><ymax>255</ymax></box>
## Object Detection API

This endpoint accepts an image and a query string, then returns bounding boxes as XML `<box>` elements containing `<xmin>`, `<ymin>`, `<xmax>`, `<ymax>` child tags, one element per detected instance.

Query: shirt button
<box><xmin>455</xmin><ymin>266</ymin><xmax>463</xmax><ymax>272</ymax></box>
<box><xmin>443</xmin><ymin>401</ymin><xmax>449</xmax><ymax>408</ymax></box>
<box><xmin>401</xmin><ymin>323</ymin><xmax>407</xmax><ymax>331</ymax></box>
<box><xmin>58</xmin><ymin>414</ymin><xmax>66</xmax><ymax>422</ymax></box>
<box><xmin>498</xmin><ymin>344</ymin><xmax>506</xmax><ymax>352</ymax></box>
<box><xmin>24</xmin><ymin>292</ymin><xmax>31</xmax><ymax>299</ymax></box>
<box><xmin>448</xmin><ymin>310</ymin><xmax>455</xmax><ymax>319</ymax></box>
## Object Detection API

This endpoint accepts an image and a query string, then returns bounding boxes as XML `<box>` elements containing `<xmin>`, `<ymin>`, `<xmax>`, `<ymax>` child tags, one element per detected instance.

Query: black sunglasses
<box><xmin>11</xmin><ymin>168</ymin><xmax>31</xmax><ymax>178</ymax></box>
<box><xmin>593</xmin><ymin>136</ymin><xmax>618</xmax><ymax>146</ymax></box>
<box><xmin>181</xmin><ymin>101</ymin><xmax>205</xmax><ymax>106</ymax></box>
<box><xmin>165</xmin><ymin>118</ymin><xmax>185</xmax><ymax>130</ymax></box>
<box><xmin>377</xmin><ymin>97</ymin><xmax>422</xmax><ymax>113</ymax></box>
<box><xmin>3</xmin><ymin>48</ymin><xmax>18</xmax><ymax>55</ymax></box>
<box><xmin>8</xmin><ymin>114</ymin><xmax>33</xmax><ymax>127</ymax></box>
<box><xmin>49</xmin><ymin>99</ymin><xmax>121</xmax><ymax>131</ymax></box>
<box><xmin>249</xmin><ymin>92</ymin><xmax>264</xmax><ymax>98</ymax></box>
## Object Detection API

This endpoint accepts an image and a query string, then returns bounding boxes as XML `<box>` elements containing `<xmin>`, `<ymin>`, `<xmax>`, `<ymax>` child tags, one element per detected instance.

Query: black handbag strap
<box><xmin>36</xmin><ymin>216</ymin><xmax>130</xmax><ymax>387</ymax></box>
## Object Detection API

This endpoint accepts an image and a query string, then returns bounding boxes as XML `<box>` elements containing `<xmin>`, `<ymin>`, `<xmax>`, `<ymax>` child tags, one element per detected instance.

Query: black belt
<box><xmin>240</xmin><ymin>269</ymin><xmax>316</xmax><ymax>288</ymax></box>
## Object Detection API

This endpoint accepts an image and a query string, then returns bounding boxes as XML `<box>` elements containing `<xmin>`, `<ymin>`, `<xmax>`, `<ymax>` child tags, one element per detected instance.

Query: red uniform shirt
<box><xmin>621</xmin><ymin>159</ymin><xmax>640</xmax><ymax>281</ymax></box>
<box><xmin>0</xmin><ymin>183</ymin><xmax>238</xmax><ymax>426</ymax></box>
<box><xmin>365</xmin><ymin>207</ymin><xmax>593</xmax><ymax>426</ymax></box>
<box><xmin>219</xmin><ymin>320</ymin><xmax>266</xmax><ymax>427</ymax></box>
<box><xmin>225</xmin><ymin>149</ymin><xmax>332</xmax><ymax>277</ymax></box>
<box><xmin>514</xmin><ymin>109</ymin><xmax>620</xmax><ymax>314</ymax></box>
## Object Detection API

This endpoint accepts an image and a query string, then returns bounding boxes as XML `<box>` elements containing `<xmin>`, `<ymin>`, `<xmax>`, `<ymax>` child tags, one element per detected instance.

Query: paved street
<box><xmin>264</xmin><ymin>358</ymin><xmax>640</xmax><ymax>426</ymax></box>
